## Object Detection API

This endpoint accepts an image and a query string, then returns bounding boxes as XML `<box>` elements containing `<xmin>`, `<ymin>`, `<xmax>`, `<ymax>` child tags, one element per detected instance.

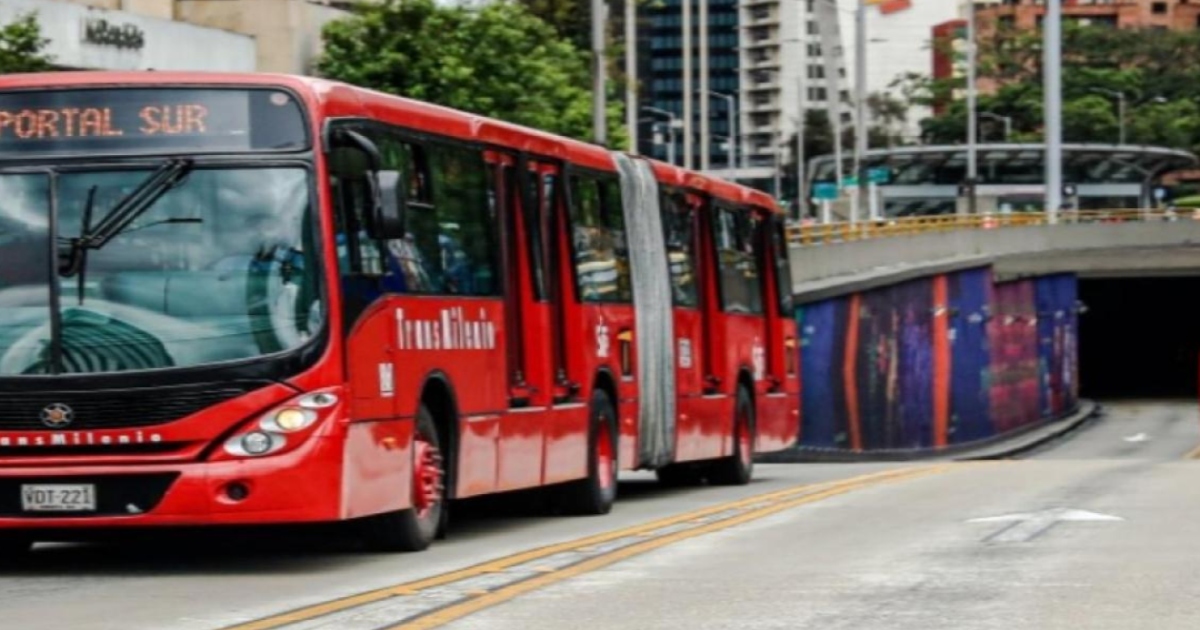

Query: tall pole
<box><xmin>700</xmin><ymin>0</ymin><xmax>710</xmax><ymax>170</ymax></box>
<box><xmin>709</xmin><ymin>91</ymin><xmax>738</xmax><ymax>178</ymax></box>
<box><xmin>1044</xmin><ymin>0</ymin><xmax>1062</xmax><ymax>223</ymax></box>
<box><xmin>966</xmin><ymin>0</ymin><xmax>978</xmax><ymax>214</ymax></box>
<box><xmin>773</xmin><ymin>131</ymin><xmax>782</xmax><ymax>198</ymax></box>
<box><xmin>592</xmin><ymin>0</ymin><xmax>607</xmax><ymax>145</ymax></box>
<box><xmin>795</xmin><ymin>7</ymin><xmax>807</xmax><ymax>220</ymax></box>
<box><xmin>682</xmin><ymin>0</ymin><xmax>693</xmax><ymax>169</ymax></box>
<box><xmin>796</xmin><ymin>70</ymin><xmax>806</xmax><ymax>217</ymax></box>
<box><xmin>626</xmin><ymin>0</ymin><xmax>638</xmax><ymax>153</ymax></box>
<box><xmin>729</xmin><ymin>97</ymin><xmax>737</xmax><ymax>177</ymax></box>
<box><xmin>668</xmin><ymin>124</ymin><xmax>676</xmax><ymax>165</ymax></box>
<box><xmin>853</xmin><ymin>0</ymin><xmax>867</xmax><ymax>223</ymax></box>
<box><xmin>1118</xmin><ymin>91</ymin><xmax>1126</xmax><ymax>145</ymax></box>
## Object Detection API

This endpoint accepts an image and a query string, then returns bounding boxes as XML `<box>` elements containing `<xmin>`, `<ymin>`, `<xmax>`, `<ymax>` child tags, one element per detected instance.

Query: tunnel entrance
<box><xmin>1078</xmin><ymin>277</ymin><xmax>1200</xmax><ymax>400</ymax></box>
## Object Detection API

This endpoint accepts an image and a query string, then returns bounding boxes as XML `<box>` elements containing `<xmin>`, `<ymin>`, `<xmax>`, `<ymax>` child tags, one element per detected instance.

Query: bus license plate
<box><xmin>21</xmin><ymin>484</ymin><xmax>96</xmax><ymax>512</ymax></box>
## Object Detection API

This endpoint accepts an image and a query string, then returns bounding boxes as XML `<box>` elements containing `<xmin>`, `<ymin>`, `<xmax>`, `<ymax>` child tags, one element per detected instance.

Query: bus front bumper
<box><xmin>0</xmin><ymin>438</ymin><xmax>345</xmax><ymax>529</ymax></box>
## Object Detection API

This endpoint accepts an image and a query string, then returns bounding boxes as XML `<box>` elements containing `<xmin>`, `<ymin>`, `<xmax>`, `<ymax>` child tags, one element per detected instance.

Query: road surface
<box><xmin>1</xmin><ymin>400</ymin><xmax>1196</xmax><ymax>629</ymax></box>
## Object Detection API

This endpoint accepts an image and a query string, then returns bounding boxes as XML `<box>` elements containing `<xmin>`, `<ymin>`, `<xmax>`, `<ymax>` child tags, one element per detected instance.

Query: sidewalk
<box><xmin>757</xmin><ymin>400</ymin><xmax>1100</xmax><ymax>464</ymax></box>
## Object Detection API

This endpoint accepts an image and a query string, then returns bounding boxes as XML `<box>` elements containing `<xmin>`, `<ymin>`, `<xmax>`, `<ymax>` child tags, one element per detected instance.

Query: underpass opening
<box><xmin>1078</xmin><ymin>277</ymin><xmax>1200</xmax><ymax>400</ymax></box>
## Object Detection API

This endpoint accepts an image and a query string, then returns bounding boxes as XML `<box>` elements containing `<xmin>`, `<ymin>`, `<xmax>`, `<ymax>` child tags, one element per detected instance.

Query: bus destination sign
<box><xmin>0</xmin><ymin>88</ymin><xmax>307</xmax><ymax>156</ymax></box>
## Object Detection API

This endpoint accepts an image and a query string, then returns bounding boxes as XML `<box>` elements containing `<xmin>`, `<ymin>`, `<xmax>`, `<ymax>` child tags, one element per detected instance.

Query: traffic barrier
<box><xmin>786</xmin><ymin>209</ymin><xmax>1185</xmax><ymax>247</ymax></box>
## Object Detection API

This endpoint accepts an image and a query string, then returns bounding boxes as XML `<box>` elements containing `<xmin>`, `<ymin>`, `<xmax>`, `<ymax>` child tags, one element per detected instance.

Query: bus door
<box><xmin>689</xmin><ymin>193</ymin><xmax>731</xmax><ymax>461</ymax></box>
<box><xmin>757</xmin><ymin>213</ymin><xmax>799</xmax><ymax>451</ymax></box>
<box><xmin>541</xmin><ymin>163</ymin><xmax>598</xmax><ymax>484</ymax></box>
<box><xmin>662</xmin><ymin>188</ymin><xmax>705</xmax><ymax>462</ymax></box>
<box><xmin>485</xmin><ymin>150</ymin><xmax>550</xmax><ymax>492</ymax></box>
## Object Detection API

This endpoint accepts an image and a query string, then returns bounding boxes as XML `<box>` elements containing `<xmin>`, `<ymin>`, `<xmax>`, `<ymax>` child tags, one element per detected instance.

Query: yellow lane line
<box><xmin>388</xmin><ymin>464</ymin><xmax>952</xmax><ymax>629</ymax></box>
<box><xmin>224</xmin><ymin>465</ymin><xmax>950</xmax><ymax>630</ymax></box>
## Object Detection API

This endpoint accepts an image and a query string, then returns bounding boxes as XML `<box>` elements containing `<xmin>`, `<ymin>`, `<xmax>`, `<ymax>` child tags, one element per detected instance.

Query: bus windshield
<box><xmin>0</xmin><ymin>166</ymin><xmax>323</xmax><ymax>375</ymax></box>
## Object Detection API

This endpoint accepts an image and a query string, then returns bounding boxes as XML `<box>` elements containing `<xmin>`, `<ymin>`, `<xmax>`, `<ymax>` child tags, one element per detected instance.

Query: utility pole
<box><xmin>626</xmin><ymin>0</ymin><xmax>638</xmax><ymax>153</ymax></box>
<box><xmin>592</xmin><ymin>0</ymin><xmax>607</xmax><ymax>145</ymax></box>
<box><xmin>853</xmin><ymin>0</ymin><xmax>867</xmax><ymax>223</ymax></box>
<box><xmin>700</xmin><ymin>0</ymin><xmax>710</xmax><ymax>170</ymax></box>
<box><xmin>709</xmin><ymin>91</ymin><xmax>738</xmax><ymax>178</ymax></box>
<box><xmin>966</xmin><ymin>0</ymin><xmax>978</xmax><ymax>214</ymax></box>
<box><xmin>1045</xmin><ymin>0</ymin><xmax>1062</xmax><ymax>223</ymax></box>
<box><xmin>682</xmin><ymin>0</ymin><xmax>693</xmax><ymax>168</ymax></box>
<box><xmin>796</xmin><ymin>20</ymin><xmax>807</xmax><ymax>219</ymax></box>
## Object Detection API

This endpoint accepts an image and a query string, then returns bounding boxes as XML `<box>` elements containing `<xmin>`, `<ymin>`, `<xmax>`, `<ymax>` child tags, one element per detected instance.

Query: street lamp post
<box><xmin>642</xmin><ymin>106</ymin><xmax>681</xmax><ymax>165</ymax></box>
<box><xmin>1090</xmin><ymin>88</ymin><xmax>1126</xmax><ymax>145</ymax></box>
<box><xmin>979</xmin><ymin>111</ymin><xmax>1012</xmax><ymax>141</ymax></box>
<box><xmin>966</xmin><ymin>0</ymin><xmax>978</xmax><ymax>215</ymax></box>
<box><xmin>853</xmin><ymin>0</ymin><xmax>867</xmax><ymax>223</ymax></box>
<box><xmin>1045</xmin><ymin>0</ymin><xmax>1063</xmax><ymax>223</ymax></box>
<box><xmin>708</xmin><ymin>90</ymin><xmax>738</xmax><ymax>178</ymax></box>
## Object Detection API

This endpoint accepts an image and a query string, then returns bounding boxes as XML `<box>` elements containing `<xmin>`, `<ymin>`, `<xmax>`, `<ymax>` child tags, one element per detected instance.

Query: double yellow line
<box><xmin>226</xmin><ymin>465</ymin><xmax>950</xmax><ymax>630</ymax></box>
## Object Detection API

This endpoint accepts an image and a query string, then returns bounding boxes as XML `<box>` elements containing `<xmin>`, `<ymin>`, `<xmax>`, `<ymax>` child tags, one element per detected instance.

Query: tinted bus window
<box><xmin>771</xmin><ymin>219</ymin><xmax>794</xmax><ymax>315</ymax></box>
<box><xmin>569</xmin><ymin>175</ymin><xmax>632</xmax><ymax>303</ymax></box>
<box><xmin>660</xmin><ymin>192</ymin><xmax>698</xmax><ymax>308</ymax></box>
<box><xmin>329</xmin><ymin>125</ymin><xmax>499</xmax><ymax>298</ymax></box>
<box><xmin>712</xmin><ymin>205</ymin><xmax>763</xmax><ymax>314</ymax></box>
<box><xmin>427</xmin><ymin>143</ymin><xmax>499</xmax><ymax>296</ymax></box>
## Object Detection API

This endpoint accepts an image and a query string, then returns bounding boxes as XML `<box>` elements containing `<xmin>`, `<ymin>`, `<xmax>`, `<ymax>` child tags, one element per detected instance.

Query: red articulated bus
<box><xmin>0</xmin><ymin>72</ymin><xmax>799</xmax><ymax>554</ymax></box>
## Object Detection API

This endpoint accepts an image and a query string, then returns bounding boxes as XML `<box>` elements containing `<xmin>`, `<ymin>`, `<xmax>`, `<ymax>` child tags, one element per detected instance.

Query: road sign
<box><xmin>843</xmin><ymin>175</ymin><xmax>859</xmax><ymax>188</ymax></box>
<box><xmin>867</xmin><ymin>167</ymin><xmax>890</xmax><ymax>184</ymax></box>
<box><xmin>812</xmin><ymin>182</ymin><xmax>838</xmax><ymax>201</ymax></box>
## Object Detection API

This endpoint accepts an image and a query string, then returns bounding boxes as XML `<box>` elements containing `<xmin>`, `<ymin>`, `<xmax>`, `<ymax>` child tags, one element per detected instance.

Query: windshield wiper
<box><xmin>58</xmin><ymin>158</ymin><xmax>194</xmax><ymax>282</ymax></box>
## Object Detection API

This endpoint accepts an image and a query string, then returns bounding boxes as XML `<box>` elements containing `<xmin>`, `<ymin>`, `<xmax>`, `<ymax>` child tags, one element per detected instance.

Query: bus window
<box><xmin>425</xmin><ymin>143</ymin><xmax>500</xmax><ymax>297</ymax></box>
<box><xmin>711</xmin><ymin>205</ymin><xmax>764</xmax><ymax>314</ymax></box>
<box><xmin>771</xmin><ymin>218</ymin><xmax>794</xmax><ymax>316</ymax></box>
<box><xmin>660</xmin><ymin>191</ymin><xmax>698</xmax><ymax>308</ymax></box>
<box><xmin>568</xmin><ymin>174</ymin><xmax>632</xmax><ymax>303</ymax></box>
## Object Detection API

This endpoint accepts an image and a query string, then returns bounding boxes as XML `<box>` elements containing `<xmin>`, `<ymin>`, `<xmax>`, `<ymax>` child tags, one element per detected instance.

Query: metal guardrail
<box><xmin>786</xmin><ymin>209</ymin><xmax>1200</xmax><ymax>246</ymax></box>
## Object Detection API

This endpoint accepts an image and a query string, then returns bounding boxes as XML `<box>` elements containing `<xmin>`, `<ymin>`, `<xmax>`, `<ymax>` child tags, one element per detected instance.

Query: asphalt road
<box><xmin>2</xmin><ymin>400</ymin><xmax>1197</xmax><ymax>630</ymax></box>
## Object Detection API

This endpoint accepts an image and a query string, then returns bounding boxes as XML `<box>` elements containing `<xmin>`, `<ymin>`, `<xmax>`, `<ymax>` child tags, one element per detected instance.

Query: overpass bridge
<box><xmin>780</xmin><ymin>210</ymin><xmax>1200</xmax><ymax>458</ymax></box>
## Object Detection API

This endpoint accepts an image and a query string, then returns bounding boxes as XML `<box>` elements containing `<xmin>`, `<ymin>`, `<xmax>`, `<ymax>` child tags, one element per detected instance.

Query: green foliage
<box><xmin>0</xmin><ymin>12</ymin><xmax>53</xmax><ymax>74</ymax></box>
<box><xmin>920</xmin><ymin>22</ymin><xmax>1200</xmax><ymax>154</ymax></box>
<box><xmin>316</xmin><ymin>0</ymin><xmax>626</xmax><ymax>148</ymax></box>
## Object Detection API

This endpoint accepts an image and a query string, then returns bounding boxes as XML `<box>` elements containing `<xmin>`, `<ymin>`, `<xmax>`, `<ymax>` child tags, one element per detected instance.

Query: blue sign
<box><xmin>812</xmin><ymin>182</ymin><xmax>839</xmax><ymax>201</ymax></box>
<box><xmin>867</xmin><ymin>167</ymin><xmax>890</xmax><ymax>184</ymax></box>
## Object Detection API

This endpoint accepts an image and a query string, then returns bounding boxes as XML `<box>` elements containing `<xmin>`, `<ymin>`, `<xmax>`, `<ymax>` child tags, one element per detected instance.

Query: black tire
<box><xmin>655</xmin><ymin>463</ymin><xmax>705</xmax><ymax>487</ymax></box>
<box><xmin>708</xmin><ymin>385</ymin><xmax>755</xmax><ymax>486</ymax></box>
<box><xmin>359</xmin><ymin>406</ymin><xmax>446</xmax><ymax>552</ymax></box>
<box><xmin>558</xmin><ymin>389</ymin><xmax>619</xmax><ymax>515</ymax></box>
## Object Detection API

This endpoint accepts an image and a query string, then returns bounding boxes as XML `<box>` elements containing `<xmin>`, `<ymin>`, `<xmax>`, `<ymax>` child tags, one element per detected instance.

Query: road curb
<box><xmin>756</xmin><ymin>399</ymin><xmax>1101</xmax><ymax>464</ymax></box>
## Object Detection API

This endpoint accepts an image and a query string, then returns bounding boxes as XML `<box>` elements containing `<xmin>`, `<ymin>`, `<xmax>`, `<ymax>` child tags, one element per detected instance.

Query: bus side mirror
<box><xmin>368</xmin><ymin>169</ymin><xmax>407</xmax><ymax>240</ymax></box>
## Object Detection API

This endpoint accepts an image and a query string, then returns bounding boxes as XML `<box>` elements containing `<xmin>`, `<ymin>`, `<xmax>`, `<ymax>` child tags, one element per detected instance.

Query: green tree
<box><xmin>316</xmin><ymin>0</ymin><xmax>626</xmax><ymax>147</ymax></box>
<box><xmin>922</xmin><ymin>22</ymin><xmax>1200</xmax><ymax>154</ymax></box>
<box><xmin>0</xmin><ymin>12</ymin><xmax>53</xmax><ymax>74</ymax></box>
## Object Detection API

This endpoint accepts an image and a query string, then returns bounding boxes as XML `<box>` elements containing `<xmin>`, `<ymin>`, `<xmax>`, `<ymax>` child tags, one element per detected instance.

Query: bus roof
<box><xmin>0</xmin><ymin>71</ymin><xmax>779</xmax><ymax>214</ymax></box>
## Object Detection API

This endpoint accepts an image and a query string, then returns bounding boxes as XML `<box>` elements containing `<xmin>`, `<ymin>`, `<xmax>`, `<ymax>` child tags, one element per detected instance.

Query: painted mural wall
<box><xmin>796</xmin><ymin>268</ymin><xmax>1080</xmax><ymax>453</ymax></box>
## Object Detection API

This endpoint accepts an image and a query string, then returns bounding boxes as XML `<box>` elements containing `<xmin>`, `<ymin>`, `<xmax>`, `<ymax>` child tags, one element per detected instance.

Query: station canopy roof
<box><xmin>808</xmin><ymin>143</ymin><xmax>1198</xmax><ymax>186</ymax></box>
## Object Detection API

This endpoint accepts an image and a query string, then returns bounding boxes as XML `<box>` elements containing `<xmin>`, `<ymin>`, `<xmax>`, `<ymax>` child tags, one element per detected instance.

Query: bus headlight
<box><xmin>241</xmin><ymin>431</ymin><xmax>275</xmax><ymax>455</ymax></box>
<box><xmin>216</xmin><ymin>388</ymin><xmax>342</xmax><ymax>460</ymax></box>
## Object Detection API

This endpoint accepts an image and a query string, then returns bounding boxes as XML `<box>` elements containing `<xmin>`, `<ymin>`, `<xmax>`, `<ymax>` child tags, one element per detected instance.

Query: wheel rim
<box><xmin>412</xmin><ymin>435</ymin><xmax>443</xmax><ymax>519</ymax></box>
<box><xmin>596</xmin><ymin>419</ymin><xmax>615</xmax><ymax>491</ymax></box>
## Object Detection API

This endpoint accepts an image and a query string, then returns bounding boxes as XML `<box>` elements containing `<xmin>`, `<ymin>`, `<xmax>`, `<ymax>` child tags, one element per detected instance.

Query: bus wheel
<box><xmin>708</xmin><ymin>386</ymin><xmax>754</xmax><ymax>486</ymax></box>
<box><xmin>360</xmin><ymin>406</ymin><xmax>445</xmax><ymax>552</ymax></box>
<box><xmin>559</xmin><ymin>390</ymin><xmax>618</xmax><ymax>515</ymax></box>
<box><xmin>655</xmin><ymin>464</ymin><xmax>704</xmax><ymax>487</ymax></box>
